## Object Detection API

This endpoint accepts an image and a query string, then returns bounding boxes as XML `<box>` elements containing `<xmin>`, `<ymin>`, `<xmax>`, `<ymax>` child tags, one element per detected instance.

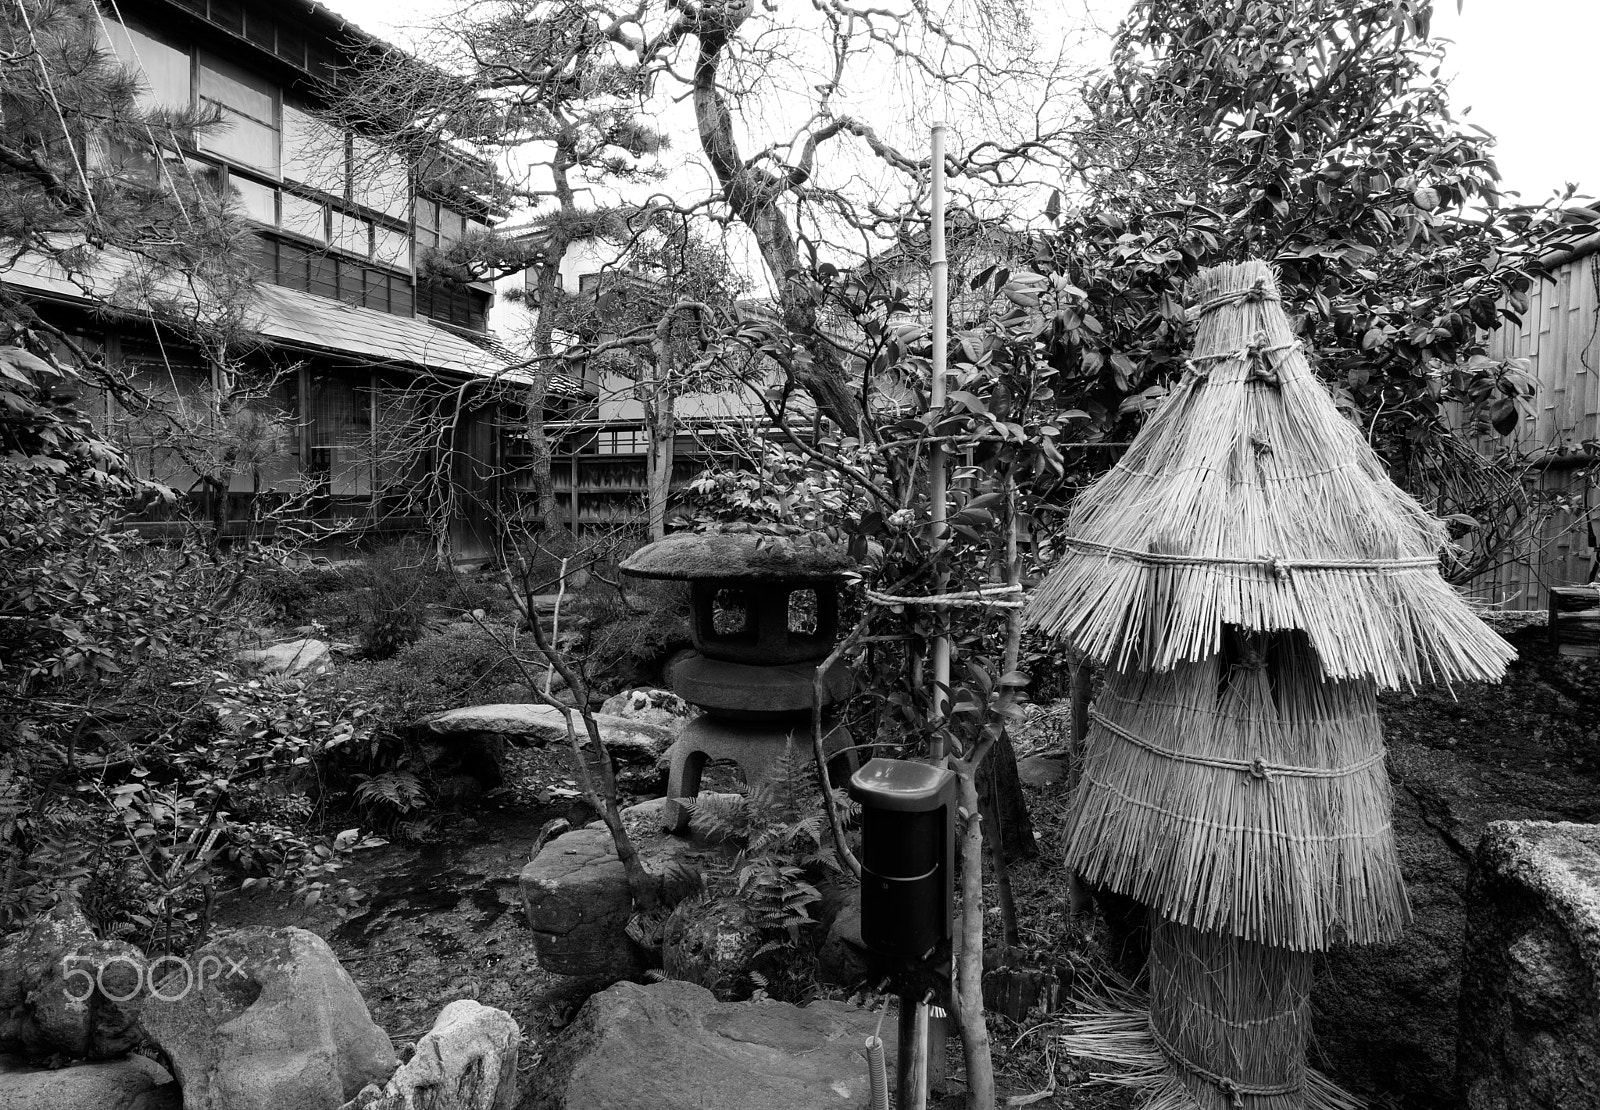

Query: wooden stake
<box><xmin>897</xmin><ymin>994</ymin><xmax>930</xmax><ymax>1110</ymax></box>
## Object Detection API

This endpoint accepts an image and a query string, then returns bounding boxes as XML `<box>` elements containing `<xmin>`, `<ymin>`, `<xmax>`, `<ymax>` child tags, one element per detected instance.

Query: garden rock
<box><xmin>338</xmin><ymin>999</ymin><xmax>519</xmax><ymax>1110</ymax></box>
<box><xmin>520</xmin><ymin>828</ymin><xmax>642</xmax><ymax>980</ymax></box>
<box><xmin>662</xmin><ymin>896</ymin><xmax>763</xmax><ymax>1000</ymax></box>
<box><xmin>1016</xmin><ymin>753</ymin><xmax>1069</xmax><ymax>788</ymax></box>
<box><xmin>139</xmin><ymin>926</ymin><xmax>395</xmax><ymax>1110</ymax></box>
<box><xmin>598</xmin><ymin>688</ymin><xmax>695</xmax><ymax>734</ymax></box>
<box><xmin>426</xmin><ymin>705</ymin><xmax>674</xmax><ymax>765</ymax></box>
<box><xmin>1458</xmin><ymin>820</ymin><xmax>1600</xmax><ymax>1110</ymax></box>
<box><xmin>528</xmin><ymin>979</ymin><xmax>893</xmax><ymax>1110</ymax></box>
<box><xmin>0</xmin><ymin>899</ymin><xmax>146</xmax><ymax>1059</ymax></box>
<box><xmin>236</xmin><ymin>637</ymin><xmax>332</xmax><ymax>676</ymax></box>
<box><xmin>521</xmin><ymin>810</ymin><xmax>733</xmax><ymax>980</ymax></box>
<box><xmin>817</xmin><ymin>888</ymin><xmax>867</xmax><ymax>987</ymax></box>
<box><xmin>0</xmin><ymin>1052</ymin><xmax>180</xmax><ymax>1110</ymax></box>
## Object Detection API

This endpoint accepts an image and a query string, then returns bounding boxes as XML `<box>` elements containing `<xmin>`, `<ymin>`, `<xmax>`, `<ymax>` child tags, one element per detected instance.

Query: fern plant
<box><xmin>682</xmin><ymin>742</ymin><xmax>859</xmax><ymax>992</ymax></box>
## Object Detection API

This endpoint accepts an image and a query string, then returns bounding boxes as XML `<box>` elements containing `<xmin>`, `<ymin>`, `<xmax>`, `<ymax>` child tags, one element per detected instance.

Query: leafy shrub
<box><xmin>344</xmin><ymin>541</ymin><xmax>500</xmax><ymax>659</ymax></box>
<box><xmin>569</xmin><ymin>577</ymin><xmax>692</xmax><ymax>694</ymax></box>
<box><xmin>333</xmin><ymin>621</ymin><xmax>540</xmax><ymax>724</ymax></box>
<box><xmin>1</xmin><ymin>463</ymin><xmax>178</xmax><ymax>687</ymax></box>
<box><xmin>0</xmin><ymin>347</ymin><xmax>383</xmax><ymax>950</ymax></box>
<box><xmin>245</xmin><ymin>562</ymin><xmax>349</xmax><ymax>624</ymax></box>
<box><xmin>1</xmin><ymin>666</ymin><xmax>393</xmax><ymax>952</ymax></box>
<box><xmin>677</xmin><ymin>440</ymin><xmax>872</xmax><ymax>536</ymax></box>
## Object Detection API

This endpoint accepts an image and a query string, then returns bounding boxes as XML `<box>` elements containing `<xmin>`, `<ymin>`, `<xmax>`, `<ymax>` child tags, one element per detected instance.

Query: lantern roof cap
<box><xmin>620</xmin><ymin>529</ymin><xmax>854</xmax><ymax>583</ymax></box>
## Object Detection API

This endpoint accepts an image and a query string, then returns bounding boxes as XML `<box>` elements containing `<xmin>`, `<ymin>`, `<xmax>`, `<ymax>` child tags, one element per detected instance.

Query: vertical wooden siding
<box><xmin>1466</xmin><ymin>251</ymin><xmax>1600</xmax><ymax>608</ymax></box>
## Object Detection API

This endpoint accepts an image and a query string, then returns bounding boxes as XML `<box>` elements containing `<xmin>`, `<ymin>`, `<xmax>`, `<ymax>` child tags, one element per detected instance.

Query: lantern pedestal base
<box><xmin>660</xmin><ymin>716</ymin><xmax>855</xmax><ymax>833</ymax></box>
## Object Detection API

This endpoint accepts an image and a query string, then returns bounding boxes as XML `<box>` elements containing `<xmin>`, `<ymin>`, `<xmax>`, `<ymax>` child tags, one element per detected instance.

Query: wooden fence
<box><xmin>1464</xmin><ymin>244</ymin><xmax>1600</xmax><ymax>609</ymax></box>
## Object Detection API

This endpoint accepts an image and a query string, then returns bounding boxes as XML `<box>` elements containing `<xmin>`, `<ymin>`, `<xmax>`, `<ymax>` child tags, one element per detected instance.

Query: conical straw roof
<box><xmin>1025</xmin><ymin>260</ymin><xmax>1512</xmax><ymax>688</ymax></box>
<box><xmin>1062</xmin><ymin>632</ymin><xmax>1408</xmax><ymax>951</ymax></box>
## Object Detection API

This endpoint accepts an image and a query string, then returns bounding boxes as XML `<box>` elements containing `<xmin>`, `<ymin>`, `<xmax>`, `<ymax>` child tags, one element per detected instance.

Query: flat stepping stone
<box><xmin>528</xmin><ymin>979</ymin><xmax>894</xmax><ymax>1110</ymax></box>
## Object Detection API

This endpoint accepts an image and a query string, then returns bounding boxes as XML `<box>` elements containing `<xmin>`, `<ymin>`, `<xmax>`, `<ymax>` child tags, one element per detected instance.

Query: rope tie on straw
<box><xmin>1062</xmin><ymin>536</ymin><xmax>1439</xmax><ymax>574</ymax></box>
<box><xmin>1245</xmin><ymin>360</ymin><xmax>1281</xmax><ymax>387</ymax></box>
<box><xmin>864</xmin><ymin>584</ymin><xmax>1024</xmax><ymax>610</ymax></box>
<box><xmin>1147</xmin><ymin>1019</ymin><xmax>1302</xmax><ymax>1106</ymax></box>
<box><xmin>1182</xmin><ymin>339</ymin><xmax>1300</xmax><ymax>382</ymax></box>
<box><xmin>1193</xmin><ymin>277</ymin><xmax>1280</xmax><ymax>317</ymax></box>
<box><xmin>1090</xmin><ymin>710</ymin><xmax>1386</xmax><ymax>781</ymax></box>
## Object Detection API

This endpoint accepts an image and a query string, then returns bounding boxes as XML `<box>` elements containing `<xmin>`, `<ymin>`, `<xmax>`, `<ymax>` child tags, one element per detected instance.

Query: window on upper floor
<box><xmin>282</xmin><ymin>103</ymin><xmax>347</xmax><ymax>195</ymax></box>
<box><xmin>196</xmin><ymin>52</ymin><xmax>280</xmax><ymax>176</ymax></box>
<box><xmin>373</xmin><ymin>224</ymin><xmax>411</xmax><ymax>269</ymax></box>
<box><xmin>331</xmin><ymin>210</ymin><xmax>370</xmax><ymax>257</ymax></box>
<box><xmin>280</xmin><ymin>191</ymin><xmax>326</xmax><ymax>244</ymax></box>
<box><xmin>95</xmin><ymin>14</ymin><xmax>513</xmax><ymax>318</ymax></box>
<box><xmin>229</xmin><ymin>174</ymin><xmax>277</xmax><ymax>225</ymax></box>
<box><xmin>104</xmin><ymin>19</ymin><xmax>192</xmax><ymax>111</ymax></box>
<box><xmin>351</xmin><ymin>134</ymin><xmax>410</xmax><ymax>222</ymax></box>
<box><xmin>415</xmin><ymin>199</ymin><xmax>457</xmax><ymax>252</ymax></box>
<box><xmin>103</xmin><ymin>19</ymin><xmax>419</xmax><ymax>233</ymax></box>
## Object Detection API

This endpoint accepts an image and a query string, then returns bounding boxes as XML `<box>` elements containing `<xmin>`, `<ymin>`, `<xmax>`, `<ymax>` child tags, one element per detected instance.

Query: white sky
<box><xmin>324</xmin><ymin>0</ymin><xmax>1600</xmax><ymax>205</ymax></box>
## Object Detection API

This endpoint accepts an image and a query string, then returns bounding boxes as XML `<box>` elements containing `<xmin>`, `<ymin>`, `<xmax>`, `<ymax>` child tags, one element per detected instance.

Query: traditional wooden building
<box><xmin>1</xmin><ymin>0</ymin><xmax>585</xmax><ymax>558</ymax></box>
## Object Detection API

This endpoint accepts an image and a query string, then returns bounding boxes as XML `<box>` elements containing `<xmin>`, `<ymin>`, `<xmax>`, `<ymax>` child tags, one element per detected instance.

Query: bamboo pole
<box><xmin>928</xmin><ymin>120</ymin><xmax>950</xmax><ymax>760</ymax></box>
<box><xmin>893</xmin><ymin>122</ymin><xmax>951</xmax><ymax>1110</ymax></box>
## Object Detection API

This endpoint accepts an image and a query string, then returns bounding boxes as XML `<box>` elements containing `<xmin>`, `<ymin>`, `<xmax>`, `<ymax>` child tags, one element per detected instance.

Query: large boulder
<box><xmin>520</xmin><ymin>828</ymin><xmax>641</xmax><ymax>981</ymax></box>
<box><xmin>139</xmin><ymin>927</ymin><xmax>396</xmax><ymax>1110</ymax></box>
<box><xmin>0</xmin><ymin>899</ymin><xmax>146</xmax><ymax>1059</ymax></box>
<box><xmin>236</xmin><ymin>638</ymin><xmax>332</xmax><ymax>676</ymax></box>
<box><xmin>339</xmin><ymin>1000</ymin><xmax>520</xmax><ymax>1110</ymax></box>
<box><xmin>521</xmin><ymin>802</ymin><xmax>737</xmax><ymax>980</ymax></box>
<box><xmin>1458</xmin><ymin>821</ymin><xmax>1600</xmax><ymax>1110</ymax></box>
<box><xmin>0</xmin><ymin>1053</ymin><xmax>180</xmax><ymax>1110</ymax></box>
<box><xmin>528</xmin><ymin>979</ymin><xmax>893</xmax><ymax>1110</ymax></box>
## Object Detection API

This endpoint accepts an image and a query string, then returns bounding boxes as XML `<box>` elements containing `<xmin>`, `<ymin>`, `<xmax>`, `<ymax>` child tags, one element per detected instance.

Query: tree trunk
<box><xmin>524</xmin><ymin>259</ymin><xmax>563</xmax><ymax>532</ymax></box>
<box><xmin>645</xmin><ymin>381</ymin><xmax>673</xmax><ymax>541</ymax></box>
<box><xmin>690</xmin><ymin>22</ymin><xmax>860</xmax><ymax>437</ymax></box>
<box><xmin>975</xmin><ymin>727</ymin><xmax>1035</xmax><ymax>859</ymax></box>
<box><xmin>952</xmin><ymin>765</ymin><xmax>997</xmax><ymax>1110</ymax></box>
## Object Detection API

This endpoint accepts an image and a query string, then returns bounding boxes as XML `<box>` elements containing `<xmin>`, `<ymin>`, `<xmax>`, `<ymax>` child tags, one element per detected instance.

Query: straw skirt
<box><xmin>1062</xmin><ymin>632</ymin><xmax>1408</xmax><ymax>951</ymax></box>
<box><xmin>1058</xmin><ymin>918</ymin><xmax>1362</xmax><ymax>1110</ymax></box>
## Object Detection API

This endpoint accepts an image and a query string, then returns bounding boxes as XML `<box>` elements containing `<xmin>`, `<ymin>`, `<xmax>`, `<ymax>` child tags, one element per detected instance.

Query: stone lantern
<box><xmin>620</xmin><ymin>530</ymin><xmax>858</xmax><ymax>832</ymax></box>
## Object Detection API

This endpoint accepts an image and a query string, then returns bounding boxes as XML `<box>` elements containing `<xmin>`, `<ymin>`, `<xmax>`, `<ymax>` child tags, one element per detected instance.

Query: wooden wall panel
<box><xmin>1471</xmin><ymin>251</ymin><xmax>1600</xmax><ymax>609</ymax></box>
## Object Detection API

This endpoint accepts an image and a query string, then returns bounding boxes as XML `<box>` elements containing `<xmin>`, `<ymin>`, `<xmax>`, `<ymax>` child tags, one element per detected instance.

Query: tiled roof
<box><xmin>1</xmin><ymin>251</ymin><xmax>587</xmax><ymax>396</ymax></box>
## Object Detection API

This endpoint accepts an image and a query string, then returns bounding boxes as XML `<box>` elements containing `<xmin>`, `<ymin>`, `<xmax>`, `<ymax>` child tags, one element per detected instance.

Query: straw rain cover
<box><xmin>1024</xmin><ymin>260</ymin><xmax>1513</xmax><ymax>688</ymax></box>
<box><xmin>1063</xmin><ymin>632</ymin><xmax>1408</xmax><ymax>951</ymax></box>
